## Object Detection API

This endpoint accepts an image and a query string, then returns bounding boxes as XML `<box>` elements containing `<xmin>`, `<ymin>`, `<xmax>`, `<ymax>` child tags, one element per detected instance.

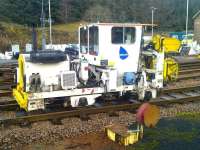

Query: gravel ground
<box><xmin>1</xmin><ymin>102</ymin><xmax>200</xmax><ymax>149</ymax></box>
<box><xmin>1</xmin><ymin>80</ymin><xmax>200</xmax><ymax>149</ymax></box>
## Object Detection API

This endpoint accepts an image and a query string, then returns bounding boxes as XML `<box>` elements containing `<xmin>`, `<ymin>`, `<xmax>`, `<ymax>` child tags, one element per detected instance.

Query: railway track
<box><xmin>0</xmin><ymin>90</ymin><xmax>12</xmax><ymax>97</ymax></box>
<box><xmin>1</xmin><ymin>85</ymin><xmax>200</xmax><ymax>111</ymax></box>
<box><xmin>0</xmin><ymin>60</ymin><xmax>17</xmax><ymax>97</ymax></box>
<box><xmin>1</xmin><ymin>58</ymin><xmax>200</xmax><ymax>97</ymax></box>
<box><xmin>161</xmin><ymin>85</ymin><xmax>200</xmax><ymax>94</ymax></box>
<box><xmin>1</xmin><ymin>85</ymin><xmax>200</xmax><ymax>127</ymax></box>
<box><xmin>0</xmin><ymin>100</ymin><xmax>18</xmax><ymax>111</ymax></box>
<box><xmin>174</xmin><ymin>56</ymin><xmax>200</xmax><ymax>80</ymax></box>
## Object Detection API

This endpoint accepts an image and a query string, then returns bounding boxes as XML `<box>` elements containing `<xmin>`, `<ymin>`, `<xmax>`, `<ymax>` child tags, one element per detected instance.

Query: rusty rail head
<box><xmin>1</xmin><ymin>94</ymin><xmax>200</xmax><ymax>127</ymax></box>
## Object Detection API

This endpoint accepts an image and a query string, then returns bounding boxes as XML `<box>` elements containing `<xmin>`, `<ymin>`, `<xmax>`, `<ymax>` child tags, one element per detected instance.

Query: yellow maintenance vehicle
<box><xmin>151</xmin><ymin>35</ymin><xmax>181</xmax><ymax>82</ymax></box>
<box><xmin>142</xmin><ymin>34</ymin><xmax>181</xmax><ymax>83</ymax></box>
<box><xmin>148</xmin><ymin>34</ymin><xmax>200</xmax><ymax>83</ymax></box>
<box><xmin>12</xmin><ymin>23</ymin><xmax>198</xmax><ymax>112</ymax></box>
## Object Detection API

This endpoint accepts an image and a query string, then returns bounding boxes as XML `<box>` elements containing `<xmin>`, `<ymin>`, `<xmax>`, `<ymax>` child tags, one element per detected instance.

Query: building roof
<box><xmin>193</xmin><ymin>10</ymin><xmax>200</xmax><ymax>20</ymax></box>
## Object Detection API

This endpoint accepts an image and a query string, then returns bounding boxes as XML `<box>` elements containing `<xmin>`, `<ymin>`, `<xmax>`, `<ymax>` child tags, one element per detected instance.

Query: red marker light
<box><xmin>84</xmin><ymin>67</ymin><xmax>89</xmax><ymax>71</ymax></box>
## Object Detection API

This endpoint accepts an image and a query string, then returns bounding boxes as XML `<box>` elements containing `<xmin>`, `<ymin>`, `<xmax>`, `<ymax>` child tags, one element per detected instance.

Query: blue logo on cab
<box><xmin>119</xmin><ymin>47</ymin><xmax>128</xmax><ymax>60</ymax></box>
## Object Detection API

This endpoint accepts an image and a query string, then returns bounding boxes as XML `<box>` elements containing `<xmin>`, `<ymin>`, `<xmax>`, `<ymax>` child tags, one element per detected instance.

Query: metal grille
<box><xmin>117</xmin><ymin>75</ymin><xmax>123</xmax><ymax>87</ymax></box>
<box><xmin>61</xmin><ymin>71</ymin><xmax>76</xmax><ymax>89</ymax></box>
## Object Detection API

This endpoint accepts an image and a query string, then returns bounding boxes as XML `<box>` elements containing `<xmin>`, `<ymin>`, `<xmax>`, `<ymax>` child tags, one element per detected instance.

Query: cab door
<box><xmin>109</xmin><ymin>26</ymin><xmax>142</xmax><ymax>73</ymax></box>
<box><xmin>79</xmin><ymin>26</ymin><xmax>100</xmax><ymax>66</ymax></box>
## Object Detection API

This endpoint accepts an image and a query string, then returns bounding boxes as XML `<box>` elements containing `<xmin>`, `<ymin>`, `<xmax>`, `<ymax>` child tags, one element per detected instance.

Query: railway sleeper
<box><xmin>79</xmin><ymin>113</ymin><xmax>91</xmax><ymax>121</ymax></box>
<box><xmin>108</xmin><ymin>111</ymin><xmax>119</xmax><ymax>117</ymax></box>
<box><xmin>19</xmin><ymin>119</ymin><xmax>32</xmax><ymax>128</ymax></box>
<box><xmin>50</xmin><ymin>118</ymin><xmax>63</xmax><ymax>125</ymax></box>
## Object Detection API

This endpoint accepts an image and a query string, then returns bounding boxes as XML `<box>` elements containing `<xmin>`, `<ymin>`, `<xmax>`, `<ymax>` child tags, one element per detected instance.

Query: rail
<box><xmin>1</xmin><ymin>88</ymin><xmax>200</xmax><ymax>127</ymax></box>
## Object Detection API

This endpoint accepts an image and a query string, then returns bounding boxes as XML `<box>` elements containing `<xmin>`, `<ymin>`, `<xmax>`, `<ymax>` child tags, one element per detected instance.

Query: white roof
<box><xmin>80</xmin><ymin>22</ymin><xmax>157</xmax><ymax>27</ymax></box>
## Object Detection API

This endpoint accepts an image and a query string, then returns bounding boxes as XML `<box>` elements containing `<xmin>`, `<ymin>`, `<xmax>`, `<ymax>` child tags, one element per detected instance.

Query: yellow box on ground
<box><xmin>105</xmin><ymin>124</ymin><xmax>143</xmax><ymax>146</ymax></box>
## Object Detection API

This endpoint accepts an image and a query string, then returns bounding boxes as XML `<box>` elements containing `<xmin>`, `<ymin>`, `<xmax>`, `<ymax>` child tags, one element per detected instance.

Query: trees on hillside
<box><xmin>0</xmin><ymin>0</ymin><xmax>200</xmax><ymax>30</ymax></box>
<box><xmin>0</xmin><ymin>0</ymin><xmax>59</xmax><ymax>26</ymax></box>
<box><xmin>83</xmin><ymin>4</ymin><xmax>112</xmax><ymax>22</ymax></box>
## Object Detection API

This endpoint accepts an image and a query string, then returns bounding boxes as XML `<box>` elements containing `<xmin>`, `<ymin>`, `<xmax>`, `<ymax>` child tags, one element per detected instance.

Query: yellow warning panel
<box><xmin>136</xmin><ymin>103</ymin><xmax>160</xmax><ymax>128</ymax></box>
<box><xmin>143</xmin><ymin>104</ymin><xmax>160</xmax><ymax>128</ymax></box>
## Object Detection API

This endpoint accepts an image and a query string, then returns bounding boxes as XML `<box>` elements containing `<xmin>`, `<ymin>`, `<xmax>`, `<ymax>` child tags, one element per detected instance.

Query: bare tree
<box><xmin>83</xmin><ymin>4</ymin><xmax>112</xmax><ymax>22</ymax></box>
<box><xmin>59</xmin><ymin>0</ymin><xmax>72</xmax><ymax>22</ymax></box>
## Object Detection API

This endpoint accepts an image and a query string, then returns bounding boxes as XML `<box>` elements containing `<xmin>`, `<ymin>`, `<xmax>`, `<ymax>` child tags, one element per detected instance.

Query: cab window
<box><xmin>112</xmin><ymin>27</ymin><xmax>136</xmax><ymax>44</ymax></box>
<box><xmin>80</xmin><ymin>27</ymin><xmax>88</xmax><ymax>54</ymax></box>
<box><xmin>89</xmin><ymin>26</ymin><xmax>99</xmax><ymax>56</ymax></box>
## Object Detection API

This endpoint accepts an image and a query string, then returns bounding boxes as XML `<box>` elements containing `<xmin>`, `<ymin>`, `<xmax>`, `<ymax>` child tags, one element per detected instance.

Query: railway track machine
<box><xmin>13</xmin><ymin>23</ymin><xmax>166</xmax><ymax>112</ymax></box>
